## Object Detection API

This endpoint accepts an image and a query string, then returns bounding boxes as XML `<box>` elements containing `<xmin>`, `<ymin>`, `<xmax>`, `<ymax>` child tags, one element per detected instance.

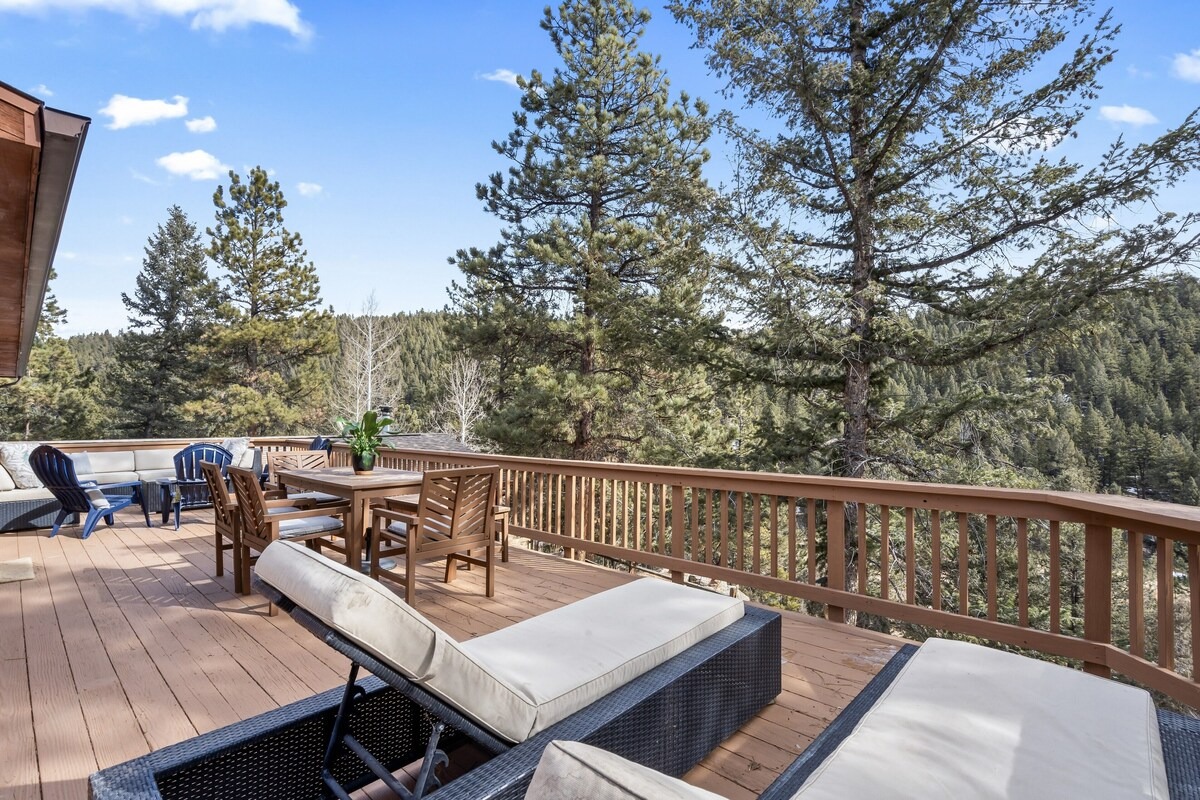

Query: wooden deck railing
<box><xmin>38</xmin><ymin>435</ymin><xmax>1200</xmax><ymax>709</ymax></box>
<box><xmin>341</xmin><ymin>442</ymin><xmax>1200</xmax><ymax>710</ymax></box>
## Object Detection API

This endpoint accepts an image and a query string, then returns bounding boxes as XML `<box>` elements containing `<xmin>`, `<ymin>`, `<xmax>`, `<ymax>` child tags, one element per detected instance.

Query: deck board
<box><xmin>0</xmin><ymin>508</ymin><xmax>904</xmax><ymax>799</ymax></box>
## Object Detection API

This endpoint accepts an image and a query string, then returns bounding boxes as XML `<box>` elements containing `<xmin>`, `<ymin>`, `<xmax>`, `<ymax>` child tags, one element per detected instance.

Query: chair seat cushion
<box><xmin>288</xmin><ymin>490</ymin><xmax>343</xmax><ymax>505</ymax></box>
<box><xmin>525</xmin><ymin>740</ymin><xmax>729</xmax><ymax>800</ymax></box>
<box><xmin>0</xmin><ymin>487</ymin><xmax>55</xmax><ymax>502</ymax></box>
<box><xmin>254</xmin><ymin>541</ymin><xmax>744</xmax><ymax>744</ymax></box>
<box><xmin>277</xmin><ymin>515</ymin><xmax>344</xmax><ymax>538</ymax></box>
<box><xmin>789</xmin><ymin>638</ymin><xmax>1169</xmax><ymax>800</ymax></box>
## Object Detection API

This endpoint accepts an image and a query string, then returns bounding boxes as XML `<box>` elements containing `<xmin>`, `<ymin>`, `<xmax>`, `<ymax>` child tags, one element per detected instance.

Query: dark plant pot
<box><xmin>351</xmin><ymin>451</ymin><xmax>375</xmax><ymax>475</ymax></box>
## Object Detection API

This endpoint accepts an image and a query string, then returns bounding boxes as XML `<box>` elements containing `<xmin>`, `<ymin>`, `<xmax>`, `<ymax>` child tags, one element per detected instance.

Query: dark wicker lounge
<box><xmin>89</xmin><ymin>583</ymin><xmax>780</xmax><ymax>800</ymax></box>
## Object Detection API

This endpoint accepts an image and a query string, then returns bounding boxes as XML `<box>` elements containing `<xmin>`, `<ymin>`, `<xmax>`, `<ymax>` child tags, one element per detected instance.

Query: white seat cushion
<box><xmin>525</xmin><ymin>740</ymin><xmax>729</xmax><ymax>800</ymax></box>
<box><xmin>0</xmin><ymin>487</ymin><xmax>55</xmax><ymax>502</ymax></box>
<box><xmin>277</xmin><ymin>516</ymin><xmax>343</xmax><ymax>538</ymax></box>
<box><xmin>791</xmin><ymin>638</ymin><xmax>1169</xmax><ymax>799</ymax></box>
<box><xmin>133</xmin><ymin>449</ymin><xmax>175</xmax><ymax>471</ymax></box>
<box><xmin>254</xmin><ymin>542</ymin><xmax>743</xmax><ymax>743</ymax></box>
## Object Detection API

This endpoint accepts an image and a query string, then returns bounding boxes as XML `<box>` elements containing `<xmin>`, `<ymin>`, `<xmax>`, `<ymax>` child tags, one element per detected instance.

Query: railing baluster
<box><xmin>806</xmin><ymin>498</ymin><xmax>817</xmax><ymax>585</ymax></box>
<box><xmin>880</xmin><ymin>505</ymin><xmax>890</xmax><ymax>601</ymax></box>
<box><xmin>1159</xmin><ymin>536</ymin><xmax>1175</xmax><ymax>670</ymax></box>
<box><xmin>752</xmin><ymin>494</ymin><xmax>762</xmax><ymax>575</ymax></box>
<box><xmin>1129</xmin><ymin>529</ymin><xmax>1144</xmax><ymax>657</ymax></box>
<box><xmin>857</xmin><ymin>503</ymin><xmax>868</xmax><ymax>594</ymax></box>
<box><xmin>826</xmin><ymin>500</ymin><xmax>846</xmax><ymax>623</ymax></box>
<box><xmin>735</xmin><ymin>492</ymin><xmax>744</xmax><ymax>571</ymax></box>
<box><xmin>564</xmin><ymin>475</ymin><xmax>576</xmax><ymax>560</ymax></box>
<box><xmin>788</xmin><ymin>497</ymin><xmax>797</xmax><ymax>582</ymax></box>
<box><xmin>1190</xmin><ymin>544</ymin><xmax>1200</xmax><ymax>682</ymax></box>
<box><xmin>905</xmin><ymin>507</ymin><xmax>915</xmax><ymax>606</ymax></box>
<box><xmin>931</xmin><ymin>510</ymin><xmax>941</xmax><ymax>612</ymax></box>
<box><xmin>987</xmin><ymin>515</ymin><xmax>998</xmax><ymax>621</ymax></box>
<box><xmin>958</xmin><ymin>512</ymin><xmax>969</xmax><ymax>615</ymax></box>
<box><xmin>671</xmin><ymin>484</ymin><xmax>685</xmax><ymax>583</ymax></box>
<box><xmin>718</xmin><ymin>490</ymin><xmax>729</xmax><ymax>569</ymax></box>
<box><xmin>1050</xmin><ymin>520</ymin><xmax>1061</xmax><ymax>634</ymax></box>
<box><xmin>690</xmin><ymin>488</ymin><xmax>700</xmax><ymax>565</ymax></box>
<box><xmin>1017</xmin><ymin>518</ymin><xmax>1029</xmax><ymax>627</ymax></box>
<box><xmin>769</xmin><ymin>495</ymin><xmax>779</xmax><ymax>579</ymax></box>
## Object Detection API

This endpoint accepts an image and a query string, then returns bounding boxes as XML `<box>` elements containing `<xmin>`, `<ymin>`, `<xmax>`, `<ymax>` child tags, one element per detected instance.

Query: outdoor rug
<box><xmin>0</xmin><ymin>557</ymin><xmax>34</xmax><ymax>584</ymax></box>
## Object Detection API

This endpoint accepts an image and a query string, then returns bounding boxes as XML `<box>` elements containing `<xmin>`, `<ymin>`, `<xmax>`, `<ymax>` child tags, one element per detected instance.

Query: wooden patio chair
<box><xmin>266</xmin><ymin>450</ymin><xmax>344</xmax><ymax>506</ymax></box>
<box><xmin>227</xmin><ymin>466</ymin><xmax>351</xmax><ymax>611</ymax></box>
<box><xmin>384</xmin><ymin>491</ymin><xmax>511</xmax><ymax>562</ymax></box>
<box><xmin>369</xmin><ymin>465</ymin><xmax>499</xmax><ymax>605</ymax></box>
<box><xmin>200</xmin><ymin>460</ymin><xmax>315</xmax><ymax>594</ymax></box>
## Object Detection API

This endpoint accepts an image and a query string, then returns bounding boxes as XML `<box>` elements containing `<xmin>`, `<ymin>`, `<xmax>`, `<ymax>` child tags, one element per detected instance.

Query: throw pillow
<box><xmin>0</xmin><ymin>442</ymin><xmax>44</xmax><ymax>489</ymax></box>
<box><xmin>220</xmin><ymin>438</ymin><xmax>250</xmax><ymax>468</ymax></box>
<box><xmin>523</xmin><ymin>741</ymin><xmax>729</xmax><ymax>800</ymax></box>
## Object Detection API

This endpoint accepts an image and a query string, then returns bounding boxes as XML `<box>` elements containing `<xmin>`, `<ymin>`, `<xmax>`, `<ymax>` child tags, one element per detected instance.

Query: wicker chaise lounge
<box><xmin>89</xmin><ymin>540</ymin><xmax>781</xmax><ymax>800</ymax></box>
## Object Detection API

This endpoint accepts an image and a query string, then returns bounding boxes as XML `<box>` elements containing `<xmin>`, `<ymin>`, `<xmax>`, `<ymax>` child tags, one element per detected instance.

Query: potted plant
<box><xmin>338</xmin><ymin>410</ymin><xmax>394</xmax><ymax>474</ymax></box>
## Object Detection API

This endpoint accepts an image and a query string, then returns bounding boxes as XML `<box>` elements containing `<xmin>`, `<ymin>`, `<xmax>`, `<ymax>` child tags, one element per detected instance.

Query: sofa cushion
<box><xmin>790</xmin><ymin>637</ymin><xmax>1168</xmax><ymax>800</ymax></box>
<box><xmin>255</xmin><ymin>541</ymin><xmax>744</xmax><ymax>744</ymax></box>
<box><xmin>79</xmin><ymin>471</ymin><xmax>141</xmax><ymax>485</ymax></box>
<box><xmin>134</xmin><ymin>449</ymin><xmax>176</xmax><ymax>472</ymax></box>
<box><xmin>85</xmin><ymin>451</ymin><xmax>136</xmax><ymax>474</ymax></box>
<box><xmin>0</xmin><ymin>465</ymin><xmax>15</xmax><ymax>492</ymax></box>
<box><xmin>0</xmin><ymin>487</ymin><xmax>56</xmax><ymax>502</ymax></box>
<box><xmin>70</xmin><ymin>452</ymin><xmax>94</xmax><ymax>476</ymax></box>
<box><xmin>525</xmin><ymin>740</ymin><xmax>728</xmax><ymax>800</ymax></box>
<box><xmin>138</xmin><ymin>469</ymin><xmax>177</xmax><ymax>482</ymax></box>
<box><xmin>0</xmin><ymin>442</ymin><xmax>43</xmax><ymax>489</ymax></box>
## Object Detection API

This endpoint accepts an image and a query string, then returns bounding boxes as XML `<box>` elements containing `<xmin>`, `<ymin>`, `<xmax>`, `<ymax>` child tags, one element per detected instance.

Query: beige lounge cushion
<box><xmin>458</xmin><ymin>578</ymin><xmax>743</xmax><ymax>740</ymax></box>
<box><xmin>134</xmin><ymin>449</ymin><xmax>176</xmax><ymax>472</ymax></box>
<box><xmin>791</xmin><ymin>637</ymin><xmax>1168</xmax><ymax>800</ymax></box>
<box><xmin>81</xmin><ymin>471</ymin><xmax>141</xmax><ymax>485</ymax></box>
<box><xmin>138</xmin><ymin>468</ymin><xmax>177</xmax><ymax>481</ymax></box>
<box><xmin>0</xmin><ymin>442</ymin><xmax>42</xmax><ymax>488</ymax></box>
<box><xmin>85</xmin><ymin>451</ymin><xmax>136</xmax><ymax>474</ymax></box>
<box><xmin>525</xmin><ymin>740</ymin><xmax>728</xmax><ymax>800</ymax></box>
<box><xmin>0</xmin><ymin>465</ymin><xmax>16</xmax><ymax>492</ymax></box>
<box><xmin>255</xmin><ymin>542</ymin><xmax>744</xmax><ymax>743</ymax></box>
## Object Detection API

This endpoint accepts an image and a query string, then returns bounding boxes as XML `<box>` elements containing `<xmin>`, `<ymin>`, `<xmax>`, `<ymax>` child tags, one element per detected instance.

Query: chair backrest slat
<box><xmin>417</xmin><ymin>466</ymin><xmax>498</xmax><ymax>546</ymax></box>
<box><xmin>200</xmin><ymin>460</ymin><xmax>235</xmax><ymax>527</ymax></box>
<box><xmin>29</xmin><ymin>444</ymin><xmax>93</xmax><ymax>513</ymax></box>
<box><xmin>228</xmin><ymin>466</ymin><xmax>269</xmax><ymax>537</ymax></box>
<box><xmin>267</xmin><ymin>450</ymin><xmax>329</xmax><ymax>484</ymax></box>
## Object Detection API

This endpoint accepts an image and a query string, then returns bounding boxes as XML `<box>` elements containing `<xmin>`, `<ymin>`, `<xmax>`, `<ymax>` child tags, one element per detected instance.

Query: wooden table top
<box><xmin>276</xmin><ymin>466</ymin><xmax>423</xmax><ymax>493</ymax></box>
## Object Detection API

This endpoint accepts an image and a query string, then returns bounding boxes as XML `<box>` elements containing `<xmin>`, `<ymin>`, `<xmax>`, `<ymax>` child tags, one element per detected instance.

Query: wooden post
<box><xmin>826</xmin><ymin>501</ymin><xmax>846</xmax><ymax>624</ymax></box>
<box><xmin>671</xmin><ymin>484</ymin><xmax>685</xmax><ymax>584</ymax></box>
<box><xmin>1083</xmin><ymin>523</ymin><xmax>1113</xmax><ymax>678</ymax></box>
<box><xmin>563</xmin><ymin>476</ymin><xmax>576</xmax><ymax>561</ymax></box>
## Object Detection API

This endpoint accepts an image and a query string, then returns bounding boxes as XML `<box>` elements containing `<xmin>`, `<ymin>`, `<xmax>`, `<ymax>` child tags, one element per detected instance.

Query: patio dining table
<box><xmin>274</xmin><ymin>466</ymin><xmax>422</xmax><ymax>571</ymax></box>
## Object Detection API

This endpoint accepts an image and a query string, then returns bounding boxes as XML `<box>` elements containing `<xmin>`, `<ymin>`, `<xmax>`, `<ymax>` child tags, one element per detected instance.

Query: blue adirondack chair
<box><xmin>309</xmin><ymin>435</ymin><xmax>333</xmax><ymax>454</ymax></box>
<box><xmin>161</xmin><ymin>443</ymin><xmax>233</xmax><ymax>530</ymax></box>
<box><xmin>30</xmin><ymin>444</ymin><xmax>136</xmax><ymax>539</ymax></box>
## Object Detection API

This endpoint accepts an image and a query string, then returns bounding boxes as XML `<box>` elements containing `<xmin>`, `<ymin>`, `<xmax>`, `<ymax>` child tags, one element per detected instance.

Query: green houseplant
<box><xmin>338</xmin><ymin>410</ymin><xmax>394</xmax><ymax>474</ymax></box>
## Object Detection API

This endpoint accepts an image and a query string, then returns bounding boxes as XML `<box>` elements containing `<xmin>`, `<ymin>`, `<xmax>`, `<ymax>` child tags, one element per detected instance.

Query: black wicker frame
<box><xmin>759</xmin><ymin>645</ymin><xmax>1200</xmax><ymax>800</ymax></box>
<box><xmin>90</xmin><ymin>583</ymin><xmax>780</xmax><ymax>800</ymax></box>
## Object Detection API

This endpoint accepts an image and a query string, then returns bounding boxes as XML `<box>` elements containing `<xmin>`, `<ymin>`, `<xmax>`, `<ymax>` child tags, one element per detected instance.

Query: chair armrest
<box><xmin>265</xmin><ymin>497</ymin><xmax>315</xmax><ymax>510</ymax></box>
<box><xmin>383</xmin><ymin>494</ymin><xmax>420</xmax><ymax>511</ymax></box>
<box><xmin>268</xmin><ymin>505</ymin><xmax>352</xmax><ymax>522</ymax></box>
<box><xmin>372</xmin><ymin>507</ymin><xmax>417</xmax><ymax>526</ymax></box>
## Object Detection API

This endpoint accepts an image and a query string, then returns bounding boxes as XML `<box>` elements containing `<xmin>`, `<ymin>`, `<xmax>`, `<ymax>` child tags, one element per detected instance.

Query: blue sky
<box><xmin>2</xmin><ymin>0</ymin><xmax>1199</xmax><ymax>334</ymax></box>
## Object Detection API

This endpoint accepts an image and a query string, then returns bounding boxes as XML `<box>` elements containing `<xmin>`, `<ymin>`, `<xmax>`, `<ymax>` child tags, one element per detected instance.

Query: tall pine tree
<box><xmin>451</xmin><ymin>0</ymin><xmax>723</xmax><ymax>463</ymax></box>
<box><xmin>194</xmin><ymin>167</ymin><xmax>335</xmax><ymax>435</ymax></box>
<box><xmin>671</xmin><ymin>0</ymin><xmax>1200</xmax><ymax>479</ymax></box>
<box><xmin>109</xmin><ymin>205</ymin><xmax>220</xmax><ymax>438</ymax></box>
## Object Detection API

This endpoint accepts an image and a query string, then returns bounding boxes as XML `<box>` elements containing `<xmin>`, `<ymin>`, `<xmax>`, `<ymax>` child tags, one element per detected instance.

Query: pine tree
<box><xmin>194</xmin><ymin>167</ymin><xmax>336</xmax><ymax>435</ymax></box>
<box><xmin>450</xmin><ymin>0</ymin><xmax>722</xmax><ymax>463</ymax></box>
<box><xmin>671</xmin><ymin>0</ymin><xmax>1200</xmax><ymax>479</ymax></box>
<box><xmin>109</xmin><ymin>206</ymin><xmax>220</xmax><ymax>438</ymax></box>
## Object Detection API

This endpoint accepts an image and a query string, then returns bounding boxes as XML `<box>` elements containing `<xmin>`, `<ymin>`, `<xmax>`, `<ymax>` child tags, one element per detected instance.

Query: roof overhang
<box><xmin>0</xmin><ymin>82</ymin><xmax>89</xmax><ymax>378</ymax></box>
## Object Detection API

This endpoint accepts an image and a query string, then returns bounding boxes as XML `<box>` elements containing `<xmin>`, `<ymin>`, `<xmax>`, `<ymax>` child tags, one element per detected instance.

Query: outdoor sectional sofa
<box><xmin>89</xmin><ymin>540</ymin><xmax>782</xmax><ymax>800</ymax></box>
<box><xmin>0</xmin><ymin>441</ymin><xmax>260</xmax><ymax>532</ymax></box>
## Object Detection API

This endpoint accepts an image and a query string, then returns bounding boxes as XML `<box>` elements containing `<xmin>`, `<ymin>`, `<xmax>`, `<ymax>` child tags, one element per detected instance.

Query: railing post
<box><xmin>826</xmin><ymin>501</ymin><xmax>846</xmax><ymax>624</ymax></box>
<box><xmin>670</xmin><ymin>484</ymin><xmax>685</xmax><ymax>584</ymax></box>
<box><xmin>563</xmin><ymin>476</ymin><xmax>576</xmax><ymax>561</ymax></box>
<box><xmin>1083</xmin><ymin>524</ymin><xmax>1113</xmax><ymax>678</ymax></box>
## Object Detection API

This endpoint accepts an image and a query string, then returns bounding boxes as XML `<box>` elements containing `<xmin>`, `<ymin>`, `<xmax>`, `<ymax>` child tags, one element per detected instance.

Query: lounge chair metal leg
<box><xmin>321</xmin><ymin>663</ymin><xmax>447</xmax><ymax>800</ymax></box>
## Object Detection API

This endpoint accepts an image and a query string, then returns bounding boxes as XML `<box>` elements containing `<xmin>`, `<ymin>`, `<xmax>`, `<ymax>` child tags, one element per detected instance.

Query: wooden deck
<box><xmin>0</xmin><ymin>508</ymin><xmax>905</xmax><ymax>800</ymax></box>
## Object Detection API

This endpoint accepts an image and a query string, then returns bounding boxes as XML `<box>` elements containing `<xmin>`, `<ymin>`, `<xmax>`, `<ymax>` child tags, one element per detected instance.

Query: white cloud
<box><xmin>185</xmin><ymin>115</ymin><xmax>217</xmax><ymax>133</ymax></box>
<box><xmin>976</xmin><ymin>116</ymin><xmax>1062</xmax><ymax>155</ymax></box>
<box><xmin>30</xmin><ymin>83</ymin><xmax>53</xmax><ymax>97</ymax></box>
<box><xmin>130</xmin><ymin>168</ymin><xmax>159</xmax><ymax>185</ymax></box>
<box><xmin>0</xmin><ymin>0</ymin><xmax>312</xmax><ymax>40</ymax></box>
<box><xmin>1173</xmin><ymin>50</ymin><xmax>1200</xmax><ymax>82</ymax></box>
<box><xmin>1099</xmin><ymin>104</ymin><xmax>1158</xmax><ymax>126</ymax></box>
<box><xmin>480</xmin><ymin>68</ymin><xmax>520</xmax><ymax>88</ymax></box>
<box><xmin>296</xmin><ymin>181</ymin><xmax>322</xmax><ymax>197</ymax></box>
<box><xmin>155</xmin><ymin>149</ymin><xmax>229</xmax><ymax>180</ymax></box>
<box><xmin>1126</xmin><ymin>65</ymin><xmax>1153</xmax><ymax>79</ymax></box>
<box><xmin>100</xmin><ymin>93</ymin><xmax>188</xmax><ymax>129</ymax></box>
